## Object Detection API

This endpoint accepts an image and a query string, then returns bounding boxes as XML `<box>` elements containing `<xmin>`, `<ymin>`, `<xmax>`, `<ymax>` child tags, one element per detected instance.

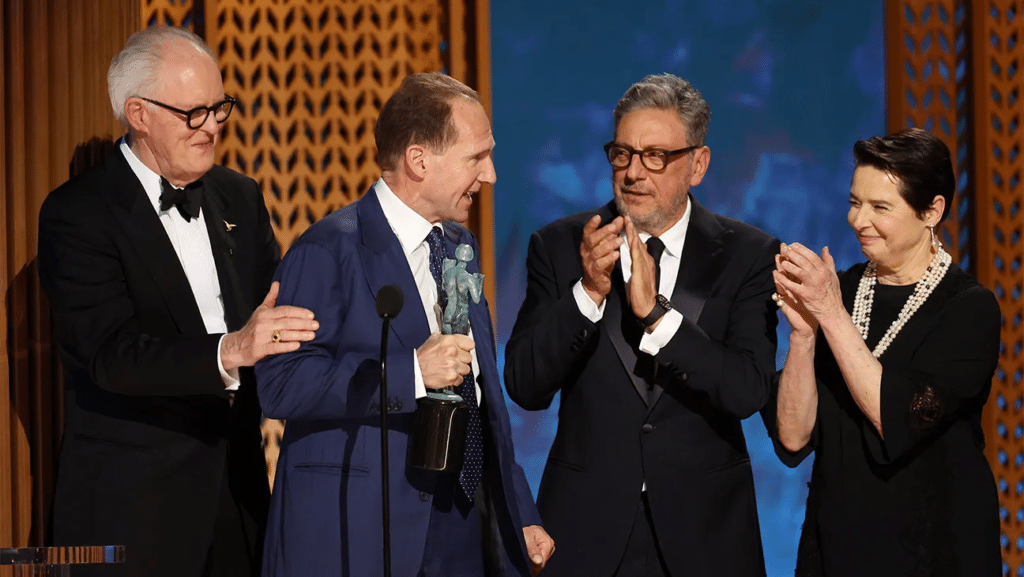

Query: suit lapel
<box><xmin>605</xmin><ymin>262</ymin><xmax>651</xmax><ymax>406</ymax></box>
<box><xmin>647</xmin><ymin>198</ymin><xmax>724</xmax><ymax>410</ymax></box>
<box><xmin>582</xmin><ymin>202</ymin><xmax>649</xmax><ymax>405</ymax></box>
<box><xmin>103</xmin><ymin>150</ymin><xmax>207</xmax><ymax>335</ymax></box>
<box><xmin>201</xmin><ymin>177</ymin><xmax>248</xmax><ymax>331</ymax></box>
<box><xmin>669</xmin><ymin>199</ymin><xmax>722</xmax><ymax>323</ymax></box>
<box><xmin>356</xmin><ymin>187</ymin><xmax>431</xmax><ymax>350</ymax></box>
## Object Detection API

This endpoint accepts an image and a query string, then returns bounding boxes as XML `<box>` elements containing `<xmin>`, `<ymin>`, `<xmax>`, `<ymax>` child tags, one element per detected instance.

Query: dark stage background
<box><xmin>489</xmin><ymin>1</ymin><xmax>884</xmax><ymax>574</ymax></box>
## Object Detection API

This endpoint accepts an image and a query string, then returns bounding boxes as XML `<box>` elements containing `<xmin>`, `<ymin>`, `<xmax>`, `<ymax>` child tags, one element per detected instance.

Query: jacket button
<box><xmin>370</xmin><ymin>403</ymin><xmax>380</xmax><ymax>414</ymax></box>
<box><xmin>642</xmin><ymin>423</ymin><xmax>653</xmax><ymax>433</ymax></box>
<box><xmin>681</xmin><ymin>373</ymin><xmax>689</xmax><ymax>381</ymax></box>
<box><xmin>419</xmin><ymin>491</ymin><xmax>430</xmax><ymax>502</ymax></box>
<box><xmin>581</xmin><ymin>329</ymin><xmax>589</xmax><ymax>338</ymax></box>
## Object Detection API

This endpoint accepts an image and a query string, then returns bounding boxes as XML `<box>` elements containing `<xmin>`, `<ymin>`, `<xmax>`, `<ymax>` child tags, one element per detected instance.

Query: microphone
<box><xmin>375</xmin><ymin>284</ymin><xmax>403</xmax><ymax>577</ymax></box>
<box><xmin>376</xmin><ymin>284</ymin><xmax>404</xmax><ymax>319</ymax></box>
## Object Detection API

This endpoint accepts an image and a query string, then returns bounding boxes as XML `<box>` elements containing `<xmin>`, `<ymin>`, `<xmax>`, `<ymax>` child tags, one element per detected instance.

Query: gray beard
<box><xmin>614</xmin><ymin>189</ymin><xmax>688</xmax><ymax>235</ymax></box>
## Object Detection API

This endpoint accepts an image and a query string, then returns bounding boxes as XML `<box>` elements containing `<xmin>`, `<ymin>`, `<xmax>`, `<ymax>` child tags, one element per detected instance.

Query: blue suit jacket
<box><xmin>256</xmin><ymin>185</ymin><xmax>541</xmax><ymax>577</ymax></box>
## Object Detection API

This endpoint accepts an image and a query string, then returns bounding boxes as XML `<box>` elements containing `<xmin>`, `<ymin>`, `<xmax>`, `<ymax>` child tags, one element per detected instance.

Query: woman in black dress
<box><xmin>765</xmin><ymin>128</ymin><xmax>1002</xmax><ymax>576</ymax></box>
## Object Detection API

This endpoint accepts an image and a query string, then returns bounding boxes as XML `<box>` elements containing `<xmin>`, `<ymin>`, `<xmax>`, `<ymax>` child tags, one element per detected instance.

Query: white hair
<box><xmin>107</xmin><ymin>26</ymin><xmax>219</xmax><ymax>126</ymax></box>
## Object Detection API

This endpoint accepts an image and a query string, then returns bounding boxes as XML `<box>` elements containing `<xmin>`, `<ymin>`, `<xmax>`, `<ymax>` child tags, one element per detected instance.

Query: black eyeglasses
<box><xmin>140</xmin><ymin>96</ymin><xmax>237</xmax><ymax>129</ymax></box>
<box><xmin>603</xmin><ymin>142</ymin><xmax>700</xmax><ymax>171</ymax></box>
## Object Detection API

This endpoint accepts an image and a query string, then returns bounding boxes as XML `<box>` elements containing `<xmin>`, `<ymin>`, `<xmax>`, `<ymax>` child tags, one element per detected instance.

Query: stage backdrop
<box><xmin>490</xmin><ymin>2</ymin><xmax>884</xmax><ymax>575</ymax></box>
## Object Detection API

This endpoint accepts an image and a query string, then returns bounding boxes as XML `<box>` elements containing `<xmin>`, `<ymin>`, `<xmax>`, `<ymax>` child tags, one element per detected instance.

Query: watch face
<box><xmin>640</xmin><ymin>294</ymin><xmax>672</xmax><ymax>328</ymax></box>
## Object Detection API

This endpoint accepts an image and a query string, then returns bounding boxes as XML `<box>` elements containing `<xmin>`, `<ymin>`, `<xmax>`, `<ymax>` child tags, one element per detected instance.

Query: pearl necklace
<box><xmin>851</xmin><ymin>247</ymin><xmax>951</xmax><ymax>358</ymax></box>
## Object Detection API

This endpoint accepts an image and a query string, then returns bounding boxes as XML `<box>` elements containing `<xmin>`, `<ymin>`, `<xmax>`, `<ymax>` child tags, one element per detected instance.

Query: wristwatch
<box><xmin>638</xmin><ymin>294</ymin><xmax>672</xmax><ymax>329</ymax></box>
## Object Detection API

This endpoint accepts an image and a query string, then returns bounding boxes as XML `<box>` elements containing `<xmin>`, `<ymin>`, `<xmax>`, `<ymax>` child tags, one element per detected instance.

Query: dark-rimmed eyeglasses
<box><xmin>140</xmin><ymin>96</ymin><xmax>237</xmax><ymax>130</ymax></box>
<box><xmin>603</xmin><ymin>142</ymin><xmax>700</xmax><ymax>171</ymax></box>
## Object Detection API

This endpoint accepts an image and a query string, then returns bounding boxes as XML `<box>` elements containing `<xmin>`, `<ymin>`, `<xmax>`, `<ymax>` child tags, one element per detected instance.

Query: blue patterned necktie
<box><xmin>425</xmin><ymin>227</ymin><xmax>484</xmax><ymax>499</ymax></box>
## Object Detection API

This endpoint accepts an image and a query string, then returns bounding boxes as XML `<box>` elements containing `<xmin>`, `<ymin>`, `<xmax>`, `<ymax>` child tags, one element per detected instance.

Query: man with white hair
<box><xmin>37</xmin><ymin>26</ymin><xmax>317</xmax><ymax>577</ymax></box>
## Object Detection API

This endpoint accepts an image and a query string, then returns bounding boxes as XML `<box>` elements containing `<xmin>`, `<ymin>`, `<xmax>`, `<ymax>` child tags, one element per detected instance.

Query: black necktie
<box><xmin>159</xmin><ymin>176</ymin><xmax>203</xmax><ymax>222</ymax></box>
<box><xmin>642</xmin><ymin>236</ymin><xmax>666</xmax><ymax>393</ymax></box>
<box><xmin>646</xmin><ymin>236</ymin><xmax>665</xmax><ymax>291</ymax></box>
<box><xmin>425</xmin><ymin>227</ymin><xmax>484</xmax><ymax>500</ymax></box>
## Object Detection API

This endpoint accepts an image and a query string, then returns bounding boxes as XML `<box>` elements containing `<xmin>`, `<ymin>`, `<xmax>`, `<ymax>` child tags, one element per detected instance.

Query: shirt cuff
<box><xmin>639</xmin><ymin>309</ymin><xmax>684</xmax><ymax>355</ymax></box>
<box><xmin>413</xmin><ymin>349</ymin><xmax>427</xmax><ymax>399</ymax></box>
<box><xmin>216</xmin><ymin>334</ymin><xmax>240</xmax><ymax>390</ymax></box>
<box><xmin>573</xmin><ymin>280</ymin><xmax>605</xmax><ymax>322</ymax></box>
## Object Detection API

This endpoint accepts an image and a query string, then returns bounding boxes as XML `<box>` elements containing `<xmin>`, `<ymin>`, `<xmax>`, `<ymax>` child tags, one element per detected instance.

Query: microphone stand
<box><xmin>379</xmin><ymin>314</ymin><xmax>392</xmax><ymax>577</ymax></box>
<box><xmin>376</xmin><ymin>284</ymin><xmax>403</xmax><ymax>577</ymax></box>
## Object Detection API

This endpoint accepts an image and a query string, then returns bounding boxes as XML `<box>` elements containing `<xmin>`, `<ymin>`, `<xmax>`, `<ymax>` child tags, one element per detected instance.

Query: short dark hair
<box><xmin>374</xmin><ymin>72</ymin><xmax>482</xmax><ymax>172</ymax></box>
<box><xmin>614</xmin><ymin>73</ymin><xmax>711</xmax><ymax>147</ymax></box>
<box><xmin>853</xmin><ymin>128</ymin><xmax>954</xmax><ymax>222</ymax></box>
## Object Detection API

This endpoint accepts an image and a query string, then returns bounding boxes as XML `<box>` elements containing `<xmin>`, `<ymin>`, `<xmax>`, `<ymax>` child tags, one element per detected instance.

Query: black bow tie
<box><xmin>159</xmin><ymin>176</ymin><xmax>203</xmax><ymax>222</ymax></box>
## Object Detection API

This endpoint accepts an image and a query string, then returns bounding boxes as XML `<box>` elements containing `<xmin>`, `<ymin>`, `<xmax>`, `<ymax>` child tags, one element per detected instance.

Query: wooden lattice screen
<box><xmin>889</xmin><ymin>1</ymin><xmax>1024</xmax><ymax>573</ymax></box>
<box><xmin>142</xmin><ymin>0</ymin><xmax>200</xmax><ymax>30</ymax></box>
<box><xmin>886</xmin><ymin>1</ymin><xmax>973</xmax><ymax>266</ymax></box>
<box><xmin>213</xmin><ymin>0</ymin><xmax>446</xmax><ymax>248</ymax></box>
<box><xmin>141</xmin><ymin>0</ymin><xmax>490</xmax><ymax>249</ymax></box>
<box><xmin>972</xmin><ymin>2</ymin><xmax>1024</xmax><ymax>572</ymax></box>
<box><xmin>140</xmin><ymin>0</ymin><xmax>491</xmax><ymax>488</ymax></box>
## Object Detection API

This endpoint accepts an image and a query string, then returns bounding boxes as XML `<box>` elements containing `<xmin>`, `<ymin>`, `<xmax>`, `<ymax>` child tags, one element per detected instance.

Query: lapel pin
<box><xmin>224</xmin><ymin>220</ymin><xmax>237</xmax><ymax>232</ymax></box>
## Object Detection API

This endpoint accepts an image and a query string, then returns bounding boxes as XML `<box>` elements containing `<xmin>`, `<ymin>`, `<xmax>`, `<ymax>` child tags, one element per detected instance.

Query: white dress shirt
<box><xmin>572</xmin><ymin>198</ymin><xmax>692</xmax><ymax>353</ymax></box>
<box><xmin>120</xmin><ymin>137</ymin><xmax>239</xmax><ymax>389</ymax></box>
<box><xmin>374</xmin><ymin>178</ymin><xmax>483</xmax><ymax>401</ymax></box>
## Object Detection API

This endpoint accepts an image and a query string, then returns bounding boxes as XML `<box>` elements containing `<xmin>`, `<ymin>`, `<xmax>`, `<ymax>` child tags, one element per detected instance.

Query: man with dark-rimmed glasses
<box><xmin>505</xmin><ymin>73</ymin><xmax>779</xmax><ymax>576</ymax></box>
<box><xmin>38</xmin><ymin>25</ymin><xmax>317</xmax><ymax>577</ymax></box>
<box><xmin>139</xmin><ymin>95</ymin><xmax>237</xmax><ymax>130</ymax></box>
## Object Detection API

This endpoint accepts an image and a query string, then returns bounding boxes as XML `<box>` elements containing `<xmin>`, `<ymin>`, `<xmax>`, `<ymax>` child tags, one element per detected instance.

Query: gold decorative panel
<box><xmin>886</xmin><ymin>1</ymin><xmax>972</xmax><ymax>266</ymax></box>
<box><xmin>207</xmin><ymin>0</ymin><xmax>445</xmax><ymax>250</ymax></box>
<box><xmin>969</xmin><ymin>2</ymin><xmax>1024</xmax><ymax>572</ymax></box>
<box><xmin>142</xmin><ymin>0</ymin><xmax>197</xmax><ymax>30</ymax></box>
<box><xmin>889</xmin><ymin>1</ymin><xmax>1022</xmax><ymax>571</ymax></box>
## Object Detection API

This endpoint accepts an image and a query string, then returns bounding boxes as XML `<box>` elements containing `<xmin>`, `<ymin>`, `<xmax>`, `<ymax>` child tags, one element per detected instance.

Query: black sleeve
<box><xmin>654</xmin><ymin>234</ymin><xmax>781</xmax><ymax>418</ymax></box>
<box><xmin>38</xmin><ymin>190</ymin><xmax>224</xmax><ymax>397</ymax></box>
<box><xmin>863</xmin><ymin>286</ymin><xmax>1000</xmax><ymax>463</ymax></box>
<box><xmin>504</xmin><ymin>227</ymin><xmax>599</xmax><ymax>411</ymax></box>
<box><xmin>251</xmin><ymin>176</ymin><xmax>280</xmax><ymax>297</ymax></box>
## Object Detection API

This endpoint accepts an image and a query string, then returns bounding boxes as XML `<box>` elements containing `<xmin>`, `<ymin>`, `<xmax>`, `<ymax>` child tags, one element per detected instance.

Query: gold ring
<box><xmin>272</xmin><ymin>330</ymin><xmax>281</xmax><ymax>343</ymax></box>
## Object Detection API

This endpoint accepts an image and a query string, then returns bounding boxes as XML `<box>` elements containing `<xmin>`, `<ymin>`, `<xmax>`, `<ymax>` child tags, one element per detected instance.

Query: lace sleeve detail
<box><xmin>908</xmin><ymin>384</ymin><xmax>943</xmax><ymax>429</ymax></box>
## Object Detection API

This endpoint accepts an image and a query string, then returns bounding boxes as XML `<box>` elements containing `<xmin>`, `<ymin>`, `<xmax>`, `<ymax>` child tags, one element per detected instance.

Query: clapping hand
<box><xmin>772</xmin><ymin>243</ymin><xmax>842</xmax><ymax>338</ymax></box>
<box><xmin>623</xmin><ymin>216</ymin><xmax>659</xmax><ymax>321</ymax></box>
<box><xmin>580</xmin><ymin>215</ymin><xmax>624</xmax><ymax>306</ymax></box>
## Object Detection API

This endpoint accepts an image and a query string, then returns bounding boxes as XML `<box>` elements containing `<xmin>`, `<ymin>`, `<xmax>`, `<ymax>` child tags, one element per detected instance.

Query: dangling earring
<box><xmin>929</xmin><ymin>225</ymin><xmax>938</xmax><ymax>249</ymax></box>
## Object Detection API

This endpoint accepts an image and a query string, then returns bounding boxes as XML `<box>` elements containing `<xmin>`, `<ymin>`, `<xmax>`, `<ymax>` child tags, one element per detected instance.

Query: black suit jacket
<box><xmin>505</xmin><ymin>198</ymin><xmax>779</xmax><ymax>576</ymax></box>
<box><xmin>37</xmin><ymin>144</ymin><xmax>277</xmax><ymax>577</ymax></box>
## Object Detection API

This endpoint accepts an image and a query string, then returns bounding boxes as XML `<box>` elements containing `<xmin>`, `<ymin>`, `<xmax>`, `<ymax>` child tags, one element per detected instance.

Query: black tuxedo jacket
<box><xmin>37</xmin><ymin>145</ymin><xmax>277</xmax><ymax>577</ymax></box>
<box><xmin>505</xmin><ymin>198</ymin><xmax>779</xmax><ymax>576</ymax></box>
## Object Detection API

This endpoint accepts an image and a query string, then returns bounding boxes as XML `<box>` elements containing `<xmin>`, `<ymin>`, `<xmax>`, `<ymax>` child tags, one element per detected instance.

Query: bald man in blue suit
<box><xmin>255</xmin><ymin>73</ymin><xmax>554</xmax><ymax>577</ymax></box>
